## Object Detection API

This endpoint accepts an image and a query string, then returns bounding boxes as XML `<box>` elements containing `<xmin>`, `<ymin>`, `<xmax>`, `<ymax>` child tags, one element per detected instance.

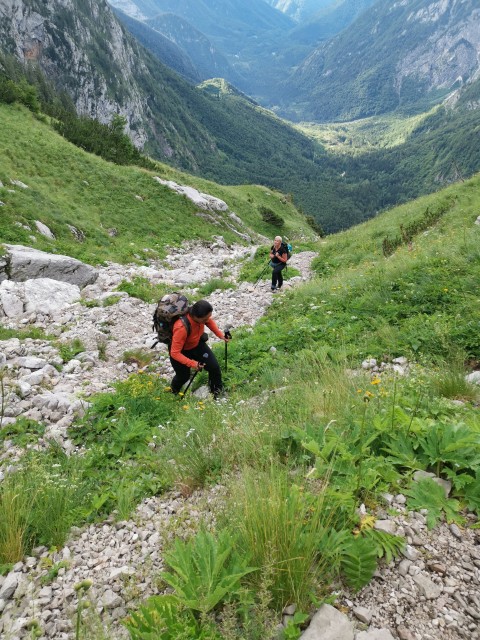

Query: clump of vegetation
<box><xmin>197</xmin><ymin>278</ymin><xmax>235</xmax><ymax>296</ymax></box>
<box><xmin>382</xmin><ymin>198</ymin><xmax>455</xmax><ymax>256</ymax></box>
<box><xmin>54</xmin><ymin>113</ymin><xmax>155</xmax><ymax>169</ymax></box>
<box><xmin>305</xmin><ymin>215</ymin><xmax>325</xmax><ymax>237</ymax></box>
<box><xmin>58</xmin><ymin>338</ymin><xmax>85</xmax><ymax>362</ymax></box>
<box><xmin>259</xmin><ymin>205</ymin><xmax>284</xmax><ymax>228</ymax></box>
<box><xmin>117</xmin><ymin>277</ymin><xmax>169</xmax><ymax>304</ymax></box>
<box><xmin>122</xmin><ymin>348</ymin><xmax>156</xmax><ymax>369</ymax></box>
<box><xmin>0</xmin><ymin>327</ymin><xmax>54</xmax><ymax>341</ymax></box>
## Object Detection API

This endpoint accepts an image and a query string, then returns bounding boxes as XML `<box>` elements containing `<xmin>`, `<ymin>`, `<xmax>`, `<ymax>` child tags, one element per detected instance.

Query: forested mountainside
<box><xmin>109</xmin><ymin>0</ymin><xmax>376</xmax><ymax>100</ymax></box>
<box><xmin>280</xmin><ymin>0</ymin><xmax>480</xmax><ymax>121</ymax></box>
<box><xmin>108</xmin><ymin>0</ymin><xmax>297</xmax><ymax>98</ymax></box>
<box><xmin>145</xmin><ymin>13</ymin><xmax>240</xmax><ymax>85</ymax></box>
<box><xmin>111</xmin><ymin>8</ymin><xmax>201</xmax><ymax>83</ymax></box>
<box><xmin>288</xmin><ymin>0</ymin><xmax>378</xmax><ymax>46</ymax></box>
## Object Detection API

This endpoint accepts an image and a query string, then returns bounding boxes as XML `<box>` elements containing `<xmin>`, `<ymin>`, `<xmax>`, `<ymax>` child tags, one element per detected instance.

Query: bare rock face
<box><xmin>0</xmin><ymin>0</ymin><xmax>148</xmax><ymax>146</ymax></box>
<box><xmin>1</xmin><ymin>245</ymin><xmax>98</xmax><ymax>288</ymax></box>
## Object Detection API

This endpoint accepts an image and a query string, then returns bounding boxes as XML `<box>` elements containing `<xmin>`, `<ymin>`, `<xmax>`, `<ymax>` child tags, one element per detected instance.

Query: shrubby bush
<box><xmin>259</xmin><ymin>205</ymin><xmax>284</xmax><ymax>227</ymax></box>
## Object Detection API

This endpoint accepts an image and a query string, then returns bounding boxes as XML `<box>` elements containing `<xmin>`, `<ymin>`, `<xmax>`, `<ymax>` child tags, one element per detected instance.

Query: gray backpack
<box><xmin>152</xmin><ymin>292</ymin><xmax>190</xmax><ymax>346</ymax></box>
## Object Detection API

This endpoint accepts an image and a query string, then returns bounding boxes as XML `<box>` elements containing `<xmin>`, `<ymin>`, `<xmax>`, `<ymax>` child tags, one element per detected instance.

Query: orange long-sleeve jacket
<box><xmin>170</xmin><ymin>313</ymin><xmax>224</xmax><ymax>368</ymax></box>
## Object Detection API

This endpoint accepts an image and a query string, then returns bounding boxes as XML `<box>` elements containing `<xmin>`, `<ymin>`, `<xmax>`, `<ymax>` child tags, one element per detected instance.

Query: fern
<box><xmin>405</xmin><ymin>478</ymin><xmax>462</xmax><ymax>529</ymax></box>
<box><xmin>160</xmin><ymin>528</ymin><xmax>256</xmax><ymax>614</ymax></box>
<box><xmin>340</xmin><ymin>536</ymin><xmax>378</xmax><ymax>591</ymax></box>
<box><xmin>123</xmin><ymin>594</ymin><xmax>218</xmax><ymax>639</ymax></box>
<box><xmin>362</xmin><ymin>529</ymin><xmax>405</xmax><ymax>564</ymax></box>
<box><xmin>462</xmin><ymin>469</ymin><xmax>480</xmax><ymax>512</ymax></box>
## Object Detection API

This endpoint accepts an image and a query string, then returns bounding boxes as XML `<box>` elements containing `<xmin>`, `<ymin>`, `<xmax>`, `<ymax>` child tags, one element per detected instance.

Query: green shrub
<box><xmin>160</xmin><ymin>527</ymin><xmax>256</xmax><ymax>614</ymax></box>
<box><xmin>197</xmin><ymin>278</ymin><xmax>235</xmax><ymax>296</ymax></box>
<box><xmin>58</xmin><ymin>337</ymin><xmax>85</xmax><ymax>362</ymax></box>
<box><xmin>124</xmin><ymin>595</ymin><xmax>221</xmax><ymax>640</ymax></box>
<box><xmin>259</xmin><ymin>206</ymin><xmax>284</xmax><ymax>228</ymax></box>
<box><xmin>305</xmin><ymin>215</ymin><xmax>325</xmax><ymax>236</ymax></box>
<box><xmin>117</xmin><ymin>276</ymin><xmax>168</xmax><ymax>303</ymax></box>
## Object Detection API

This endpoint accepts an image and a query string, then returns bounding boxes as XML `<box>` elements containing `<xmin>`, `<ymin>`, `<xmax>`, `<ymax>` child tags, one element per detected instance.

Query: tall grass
<box><xmin>227</xmin><ymin>466</ymin><xmax>330</xmax><ymax>610</ymax></box>
<box><xmin>427</xmin><ymin>357</ymin><xmax>480</xmax><ymax>402</ymax></box>
<box><xmin>0</xmin><ymin>452</ymin><xmax>90</xmax><ymax>563</ymax></box>
<box><xmin>197</xmin><ymin>278</ymin><xmax>235</xmax><ymax>296</ymax></box>
<box><xmin>0</xmin><ymin>471</ymin><xmax>36</xmax><ymax>563</ymax></box>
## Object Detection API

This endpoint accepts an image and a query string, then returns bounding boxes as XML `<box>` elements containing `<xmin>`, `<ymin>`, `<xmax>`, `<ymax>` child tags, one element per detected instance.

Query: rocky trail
<box><xmin>0</xmin><ymin>241</ymin><xmax>479</xmax><ymax>640</ymax></box>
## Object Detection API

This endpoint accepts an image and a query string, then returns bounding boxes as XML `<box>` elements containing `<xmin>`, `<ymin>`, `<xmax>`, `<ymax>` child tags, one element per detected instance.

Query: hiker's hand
<box><xmin>195</xmin><ymin>362</ymin><xmax>205</xmax><ymax>371</ymax></box>
<box><xmin>224</xmin><ymin>331</ymin><xmax>232</xmax><ymax>342</ymax></box>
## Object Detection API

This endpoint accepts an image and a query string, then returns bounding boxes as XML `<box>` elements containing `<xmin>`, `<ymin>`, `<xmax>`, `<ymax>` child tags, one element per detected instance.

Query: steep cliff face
<box><xmin>0</xmin><ymin>0</ymin><xmax>150</xmax><ymax>147</ymax></box>
<box><xmin>394</xmin><ymin>0</ymin><xmax>480</xmax><ymax>97</ymax></box>
<box><xmin>281</xmin><ymin>0</ymin><xmax>480</xmax><ymax>121</ymax></box>
<box><xmin>0</xmin><ymin>0</ymin><xmax>232</xmax><ymax>168</ymax></box>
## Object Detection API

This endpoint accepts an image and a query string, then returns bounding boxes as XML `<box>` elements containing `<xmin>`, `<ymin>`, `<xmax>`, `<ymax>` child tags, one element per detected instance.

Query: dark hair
<box><xmin>190</xmin><ymin>300</ymin><xmax>213</xmax><ymax>318</ymax></box>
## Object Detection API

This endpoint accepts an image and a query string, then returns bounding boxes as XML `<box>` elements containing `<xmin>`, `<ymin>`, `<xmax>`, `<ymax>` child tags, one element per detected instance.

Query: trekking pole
<box><xmin>254</xmin><ymin>262</ymin><xmax>271</xmax><ymax>288</ymax></box>
<box><xmin>223</xmin><ymin>327</ymin><xmax>232</xmax><ymax>373</ymax></box>
<box><xmin>182</xmin><ymin>354</ymin><xmax>208</xmax><ymax>397</ymax></box>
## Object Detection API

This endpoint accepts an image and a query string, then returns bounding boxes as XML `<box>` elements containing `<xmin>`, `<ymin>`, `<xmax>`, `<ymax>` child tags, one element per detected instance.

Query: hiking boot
<box><xmin>271</xmin><ymin>286</ymin><xmax>277</xmax><ymax>292</ymax></box>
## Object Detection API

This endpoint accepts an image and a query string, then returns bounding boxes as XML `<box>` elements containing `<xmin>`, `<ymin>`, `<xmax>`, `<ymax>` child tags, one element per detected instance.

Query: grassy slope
<box><xmin>0</xmin><ymin>104</ymin><xmax>315</xmax><ymax>264</ymax></box>
<box><xmin>227</xmin><ymin>172</ymin><xmax>480</xmax><ymax>377</ymax></box>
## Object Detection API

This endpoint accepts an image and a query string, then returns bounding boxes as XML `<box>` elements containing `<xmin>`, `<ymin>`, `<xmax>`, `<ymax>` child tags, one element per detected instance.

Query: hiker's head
<box><xmin>273</xmin><ymin>236</ymin><xmax>282</xmax><ymax>250</ymax></box>
<box><xmin>190</xmin><ymin>300</ymin><xmax>213</xmax><ymax>324</ymax></box>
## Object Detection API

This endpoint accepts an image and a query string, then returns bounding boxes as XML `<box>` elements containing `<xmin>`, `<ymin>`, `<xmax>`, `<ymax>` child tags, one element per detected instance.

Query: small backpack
<box><xmin>152</xmin><ymin>292</ymin><xmax>190</xmax><ymax>346</ymax></box>
<box><xmin>282</xmin><ymin>242</ymin><xmax>292</xmax><ymax>260</ymax></box>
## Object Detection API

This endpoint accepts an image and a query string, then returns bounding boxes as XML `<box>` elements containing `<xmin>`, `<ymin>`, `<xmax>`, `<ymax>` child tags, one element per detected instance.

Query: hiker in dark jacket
<box><xmin>169</xmin><ymin>300</ymin><xmax>230</xmax><ymax>397</ymax></box>
<box><xmin>269</xmin><ymin>235</ymin><xmax>288</xmax><ymax>292</ymax></box>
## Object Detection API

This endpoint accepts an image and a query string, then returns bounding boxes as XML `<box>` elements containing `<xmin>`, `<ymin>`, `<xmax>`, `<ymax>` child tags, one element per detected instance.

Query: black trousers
<box><xmin>170</xmin><ymin>343</ymin><xmax>223</xmax><ymax>395</ymax></box>
<box><xmin>271</xmin><ymin>262</ymin><xmax>285</xmax><ymax>288</ymax></box>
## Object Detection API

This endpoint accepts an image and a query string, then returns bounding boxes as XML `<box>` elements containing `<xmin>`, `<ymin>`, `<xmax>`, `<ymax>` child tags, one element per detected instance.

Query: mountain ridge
<box><xmin>280</xmin><ymin>0</ymin><xmax>480</xmax><ymax>121</ymax></box>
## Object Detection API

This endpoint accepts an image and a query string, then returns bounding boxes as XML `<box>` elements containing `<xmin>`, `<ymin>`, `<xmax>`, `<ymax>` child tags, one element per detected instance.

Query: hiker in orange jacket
<box><xmin>169</xmin><ymin>300</ymin><xmax>230</xmax><ymax>397</ymax></box>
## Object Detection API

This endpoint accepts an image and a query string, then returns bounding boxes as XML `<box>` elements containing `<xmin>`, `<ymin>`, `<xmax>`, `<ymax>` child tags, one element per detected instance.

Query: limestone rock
<box><xmin>299</xmin><ymin>604</ymin><xmax>354</xmax><ymax>640</ymax></box>
<box><xmin>2</xmin><ymin>245</ymin><xmax>98</xmax><ymax>287</ymax></box>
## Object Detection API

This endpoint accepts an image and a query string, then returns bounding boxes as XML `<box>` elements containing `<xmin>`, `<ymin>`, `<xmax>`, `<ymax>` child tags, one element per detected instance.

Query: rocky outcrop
<box><xmin>153</xmin><ymin>178</ymin><xmax>229</xmax><ymax>212</ymax></box>
<box><xmin>0</xmin><ymin>245</ymin><xmax>98</xmax><ymax>288</ymax></box>
<box><xmin>0</xmin><ymin>278</ymin><xmax>81</xmax><ymax>317</ymax></box>
<box><xmin>395</xmin><ymin>2</ymin><xmax>480</xmax><ymax>97</ymax></box>
<box><xmin>284</xmin><ymin>0</ymin><xmax>480</xmax><ymax>120</ymax></box>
